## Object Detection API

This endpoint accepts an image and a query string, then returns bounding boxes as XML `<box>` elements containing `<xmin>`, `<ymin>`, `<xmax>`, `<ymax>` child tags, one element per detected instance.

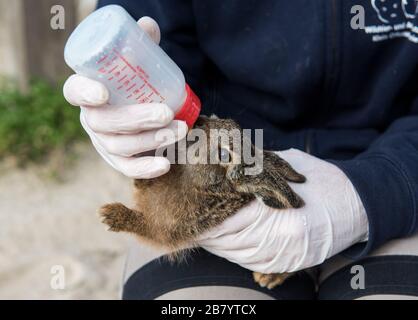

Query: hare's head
<box><xmin>182</xmin><ymin>115</ymin><xmax>259</xmax><ymax>187</ymax></box>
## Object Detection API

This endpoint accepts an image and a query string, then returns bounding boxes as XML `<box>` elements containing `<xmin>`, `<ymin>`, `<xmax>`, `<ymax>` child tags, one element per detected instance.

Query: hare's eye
<box><xmin>219</xmin><ymin>147</ymin><xmax>231</xmax><ymax>163</ymax></box>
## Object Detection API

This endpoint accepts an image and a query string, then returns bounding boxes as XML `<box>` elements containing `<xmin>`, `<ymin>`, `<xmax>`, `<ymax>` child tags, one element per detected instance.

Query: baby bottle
<box><xmin>64</xmin><ymin>5</ymin><xmax>201</xmax><ymax>128</ymax></box>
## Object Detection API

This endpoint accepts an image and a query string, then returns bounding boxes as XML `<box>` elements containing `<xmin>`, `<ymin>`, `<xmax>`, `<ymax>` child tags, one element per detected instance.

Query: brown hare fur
<box><xmin>100</xmin><ymin>115</ymin><xmax>306</xmax><ymax>289</ymax></box>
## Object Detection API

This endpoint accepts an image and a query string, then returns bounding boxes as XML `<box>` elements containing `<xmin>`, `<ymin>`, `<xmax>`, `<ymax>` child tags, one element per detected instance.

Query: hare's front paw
<box><xmin>253</xmin><ymin>272</ymin><xmax>292</xmax><ymax>289</ymax></box>
<box><xmin>99</xmin><ymin>203</ymin><xmax>135</xmax><ymax>232</ymax></box>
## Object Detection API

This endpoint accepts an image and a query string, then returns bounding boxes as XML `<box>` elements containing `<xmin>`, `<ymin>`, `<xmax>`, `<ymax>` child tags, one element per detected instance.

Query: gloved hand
<box><xmin>63</xmin><ymin>17</ymin><xmax>187</xmax><ymax>179</ymax></box>
<box><xmin>199</xmin><ymin>149</ymin><xmax>369</xmax><ymax>274</ymax></box>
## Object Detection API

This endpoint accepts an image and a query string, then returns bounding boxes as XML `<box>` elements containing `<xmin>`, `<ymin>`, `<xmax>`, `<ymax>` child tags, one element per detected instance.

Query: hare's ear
<box><xmin>252</xmin><ymin>177</ymin><xmax>305</xmax><ymax>209</ymax></box>
<box><xmin>254</xmin><ymin>184</ymin><xmax>304</xmax><ymax>209</ymax></box>
<box><xmin>249</xmin><ymin>152</ymin><xmax>305</xmax><ymax>209</ymax></box>
<box><xmin>233</xmin><ymin>170</ymin><xmax>304</xmax><ymax>209</ymax></box>
<box><xmin>264</xmin><ymin>151</ymin><xmax>306</xmax><ymax>183</ymax></box>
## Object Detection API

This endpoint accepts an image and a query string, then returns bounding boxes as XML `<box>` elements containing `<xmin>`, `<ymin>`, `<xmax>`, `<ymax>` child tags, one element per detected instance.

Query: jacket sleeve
<box><xmin>97</xmin><ymin>0</ymin><xmax>211</xmax><ymax>104</ymax></box>
<box><xmin>333</xmin><ymin>112</ymin><xmax>418</xmax><ymax>258</ymax></box>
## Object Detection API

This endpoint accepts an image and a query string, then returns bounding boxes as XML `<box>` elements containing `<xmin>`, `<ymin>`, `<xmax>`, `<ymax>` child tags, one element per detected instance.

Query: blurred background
<box><xmin>0</xmin><ymin>0</ymin><xmax>131</xmax><ymax>299</ymax></box>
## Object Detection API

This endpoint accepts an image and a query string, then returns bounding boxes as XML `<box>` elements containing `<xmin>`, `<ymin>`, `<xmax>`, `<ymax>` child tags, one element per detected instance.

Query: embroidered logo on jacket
<box><xmin>372</xmin><ymin>0</ymin><xmax>416</xmax><ymax>23</ymax></box>
<box><xmin>367</xmin><ymin>0</ymin><xmax>418</xmax><ymax>42</ymax></box>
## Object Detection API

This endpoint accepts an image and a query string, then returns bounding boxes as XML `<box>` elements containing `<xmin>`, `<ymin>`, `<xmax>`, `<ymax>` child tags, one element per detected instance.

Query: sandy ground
<box><xmin>0</xmin><ymin>144</ymin><xmax>134</xmax><ymax>299</ymax></box>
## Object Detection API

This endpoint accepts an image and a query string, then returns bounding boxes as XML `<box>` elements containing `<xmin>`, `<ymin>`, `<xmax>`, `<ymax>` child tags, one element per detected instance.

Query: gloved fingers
<box><xmin>138</xmin><ymin>16</ymin><xmax>161</xmax><ymax>45</ymax></box>
<box><xmin>198</xmin><ymin>200</ymin><xmax>264</xmax><ymax>241</ymax></box>
<box><xmin>81</xmin><ymin>103</ymin><xmax>174</xmax><ymax>134</ymax></box>
<box><xmin>63</xmin><ymin>74</ymin><xmax>109</xmax><ymax>107</ymax></box>
<box><xmin>200</xmin><ymin>205</ymin><xmax>292</xmax><ymax>248</ymax></box>
<box><xmin>80</xmin><ymin>111</ymin><xmax>171</xmax><ymax>179</ymax></box>
<box><xmin>109</xmin><ymin>155</ymin><xmax>171</xmax><ymax>179</ymax></box>
<box><xmin>94</xmin><ymin>120</ymin><xmax>188</xmax><ymax>157</ymax></box>
<box><xmin>198</xmin><ymin>201</ymin><xmax>283</xmax><ymax>253</ymax></box>
<box><xmin>201</xmin><ymin>211</ymin><xmax>311</xmax><ymax>274</ymax></box>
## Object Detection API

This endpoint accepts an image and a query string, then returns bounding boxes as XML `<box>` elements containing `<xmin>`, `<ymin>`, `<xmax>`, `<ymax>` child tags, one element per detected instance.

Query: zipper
<box><xmin>330</xmin><ymin>0</ymin><xmax>338</xmax><ymax>69</ymax></box>
<box><xmin>326</xmin><ymin>0</ymin><xmax>340</xmax><ymax>107</ymax></box>
<box><xmin>306</xmin><ymin>0</ymin><xmax>340</xmax><ymax>154</ymax></box>
<box><xmin>304</xmin><ymin>130</ymin><xmax>312</xmax><ymax>154</ymax></box>
<box><xmin>320</xmin><ymin>0</ymin><xmax>341</xmax><ymax>114</ymax></box>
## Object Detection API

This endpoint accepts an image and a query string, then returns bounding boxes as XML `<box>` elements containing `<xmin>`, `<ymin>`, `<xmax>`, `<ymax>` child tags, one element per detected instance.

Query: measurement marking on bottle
<box><xmin>113</xmin><ymin>49</ymin><xmax>165</xmax><ymax>102</ymax></box>
<box><xmin>97</xmin><ymin>55</ymin><xmax>108</xmax><ymax>64</ymax></box>
<box><xmin>136</xmin><ymin>92</ymin><xmax>145</xmax><ymax>100</ymax></box>
<box><xmin>117</xmin><ymin>75</ymin><xmax>127</xmax><ymax>83</ymax></box>
<box><xmin>108</xmin><ymin>65</ymin><xmax>119</xmax><ymax>74</ymax></box>
<box><xmin>126</xmin><ymin>84</ymin><xmax>136</xmax><ymax>92</ymax></box>
<box><xmin>94</xmin><ymin>48</ymin><xmax>165</xmax><ymax>104</ymax></box>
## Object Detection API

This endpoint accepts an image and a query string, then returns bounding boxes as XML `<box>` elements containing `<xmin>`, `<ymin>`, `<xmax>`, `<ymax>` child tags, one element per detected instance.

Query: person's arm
<box><xmin>334</xmin><ymin>113</ymin><xmax>418</xmax><ymax>258</ymax></box>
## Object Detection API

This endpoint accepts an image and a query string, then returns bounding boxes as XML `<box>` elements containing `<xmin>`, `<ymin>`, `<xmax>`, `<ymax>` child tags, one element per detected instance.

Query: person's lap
<box><xmin>122</xmin><ymin>244</ymin><xmax>315</xmax><ymax>300</ymax></box>
<box><xmin>121</xmin><ymin>233</ymin><xmax>418</xmax><ymax>300</ymax></box>
<box><xmin>318</xmin><ymin>232</ymin><xmax>418</xmax><ymax>300</ymax></box>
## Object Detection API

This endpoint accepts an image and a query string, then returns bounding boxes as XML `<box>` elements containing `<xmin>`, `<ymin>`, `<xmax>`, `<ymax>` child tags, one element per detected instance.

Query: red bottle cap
<box><xmin>174</xmin><ymin>84</ymin><xmax>201</xmax><ymax>128</ymax></box>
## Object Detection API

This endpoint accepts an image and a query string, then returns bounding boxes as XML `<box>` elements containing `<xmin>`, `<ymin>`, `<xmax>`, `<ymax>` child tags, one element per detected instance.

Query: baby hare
<box><xmin>100</xmin><ymin>115</ymin><xmax>306</xmax><ymax>289</ymax></box>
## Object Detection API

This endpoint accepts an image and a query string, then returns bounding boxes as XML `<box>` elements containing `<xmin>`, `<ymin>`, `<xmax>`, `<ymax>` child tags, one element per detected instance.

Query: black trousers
<box><xmin>122</xmin><ymin>234</ymin><xmax>418</xmax><ymax>300</ymax></box>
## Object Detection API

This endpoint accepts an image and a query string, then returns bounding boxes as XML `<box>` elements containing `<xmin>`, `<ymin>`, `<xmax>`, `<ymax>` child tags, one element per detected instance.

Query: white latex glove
<box><xmin>63</xmin><ymin>17</ymin><xmax>187</xmax><ymax>179</ymax></box>
<box><xmin>199</xmin><ymin>149</ymin><xmax>369</xmax><ymax>274</ymax></box>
